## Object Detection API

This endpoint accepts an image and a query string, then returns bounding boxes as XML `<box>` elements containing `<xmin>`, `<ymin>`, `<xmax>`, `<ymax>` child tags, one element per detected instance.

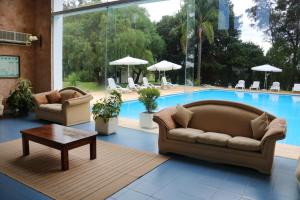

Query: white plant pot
<box><xmin>139</xmin><ymin>112</ymin><xmax>157</xmax><ymax>129</ymax></box>
<box><xmin>95</xmin><ymin>117</ymin><xmax>118</xmax><ymax>135</ymax></box>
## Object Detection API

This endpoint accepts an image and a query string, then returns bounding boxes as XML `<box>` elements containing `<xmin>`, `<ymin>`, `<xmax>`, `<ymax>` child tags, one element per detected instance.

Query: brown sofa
<box><xmin>153</xmin><ymin>100</ymin><xmax>286</xmax><ymax>174</ymax></box>
<box><xmin>33</xmin><ymin>87</ymin><xmax>93</xmax><ymax>126</ymax></box>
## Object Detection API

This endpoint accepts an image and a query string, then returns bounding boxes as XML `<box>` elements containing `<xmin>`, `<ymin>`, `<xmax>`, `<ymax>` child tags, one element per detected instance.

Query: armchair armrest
<box><xmin>63</xmin><ymin>94</ymin><xmax>93</xmax><ymax>107</ymax></box>
<box><xmin>261</xmin><ymin>118</ymin><xmax>286</xmax><ymax>145</ymax></box>
<box><xmin>153</xmin><ymin>107</ymin><xmax>177</xmax><ymax>130</ymax></box>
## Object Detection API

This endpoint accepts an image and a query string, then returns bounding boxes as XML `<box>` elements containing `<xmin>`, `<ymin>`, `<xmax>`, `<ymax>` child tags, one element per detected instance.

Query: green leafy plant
<box><xmin>138</xmin><ymin>88</ymin><xmax>160</xmax><ymax>113</ymax></box>
<box><xmin>7</xmin><ymin>79</ymin><xmax>35</xmax><ymax>115</ymax></box>
<box><xmin>92</xmin><ymin>90</ymin><xmax>123</xmax><ymax>123</ymax></box>
<box><xmin>67</xmin><ymin>72</ymin><xmax>80</xmax><ymax>86</ymax></box>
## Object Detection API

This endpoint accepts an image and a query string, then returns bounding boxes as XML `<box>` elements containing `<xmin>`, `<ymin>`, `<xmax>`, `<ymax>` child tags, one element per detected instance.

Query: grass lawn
<box><xmin>63</xmin><ymin>81</ymin><xmax>104</xmax><ymax>92</ymax></box>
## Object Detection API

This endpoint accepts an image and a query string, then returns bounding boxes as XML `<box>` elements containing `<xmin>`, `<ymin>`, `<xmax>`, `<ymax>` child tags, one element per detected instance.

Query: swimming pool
<box><xmin>120</xmin><ymin>89</ymin><xmax>300</xmax><ymax>146</ymax></box>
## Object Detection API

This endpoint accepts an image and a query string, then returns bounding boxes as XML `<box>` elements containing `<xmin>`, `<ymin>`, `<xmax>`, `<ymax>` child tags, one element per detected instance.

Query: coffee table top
<box><xmin>21</xmin><ymin>124</ymin><xmax>97</xmax><ymax>144</ymax></box>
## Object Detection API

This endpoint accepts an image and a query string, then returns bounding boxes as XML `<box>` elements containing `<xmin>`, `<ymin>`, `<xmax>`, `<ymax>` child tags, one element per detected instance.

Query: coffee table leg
<box><xmin>90</xmin><ymin>138</ymin><xmax>96</xmax><ymax>160</ymax></box>
<box><xmin>61</xmin><ymin>148</ymin><xmax>69</xmax><ymax>171</ymax></box>
<box><xmin>22</xmin><ymin>135</ymin><xmax>29</xmax><ymax>156</ymax></box>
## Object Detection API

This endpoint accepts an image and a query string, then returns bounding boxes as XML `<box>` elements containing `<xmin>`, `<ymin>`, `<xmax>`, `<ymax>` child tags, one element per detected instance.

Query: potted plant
<box><xmin>138</xmin><ymin>88</ymin><xmax>160</xmax><ymax>129</ymax></box>
<box><xmin>6</xmin><ymin>79</ymin><xmax>35</xmax><ymax>116</ymax></box>
<box><xmin>92</xmin><ymin>90</ymin><xmax>122</xmax><ymax>135</ymax></box>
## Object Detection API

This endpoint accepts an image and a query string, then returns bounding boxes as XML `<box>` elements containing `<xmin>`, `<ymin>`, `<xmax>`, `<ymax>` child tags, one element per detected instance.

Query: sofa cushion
<box><xmin>168</xmin><ymin>128</ymin><xmax>204</xmax><ymax>143</ymax></box>
<box><xmin>46</xmin><ymin>91</ymin><xmax>62</xmax><ymax>104</ymax></box>
<box><xmin>251</xmin><ymin>112</ymin><xmax>269</xmax><ymax>140</ymax></box>
<box><xmin>60</xmin><ymin>90</ymin><xmax>81</xmax><ymax>103</ymax></box>
<box><xmin>39</xmin><ymin>104</ymin><xmax>62</xmax><ymax>113</ymax></box>
<box><xmin>34</xmin><ymin>95</ymin><xmax>48</xmax><ymax>105</ymax></box>
<box><xmin>196</xmin><ymin>132</ymin><xmax>231</xmax><ymax>147</ymax></box>
<box><xmin>228</xmin><ymin>136</ymin><xmax>261</xmax><ymax>151</ymax></box>
<box><xmin>172</xmin><ymin>105</ymin><xmax>193</xmax><ymax>128</ymax></box>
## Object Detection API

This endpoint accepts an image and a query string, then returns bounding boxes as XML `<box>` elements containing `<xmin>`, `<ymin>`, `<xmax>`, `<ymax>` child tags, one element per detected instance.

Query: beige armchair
<box><xmin>33</xmin><ymin>87</ymin><xmax>93</xmax><ymax>126</ymax></box>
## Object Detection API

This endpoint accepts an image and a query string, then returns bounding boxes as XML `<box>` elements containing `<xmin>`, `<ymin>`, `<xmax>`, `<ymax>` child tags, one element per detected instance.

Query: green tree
<box><xmin>248</xmin><ymin>0</ymin><xmax>300</xmax><ymax>86</ymax></box>
<box><xmin>195</xmin><ymin>0</ymin><xmax>218</xmax><ymax>82</ymax></box>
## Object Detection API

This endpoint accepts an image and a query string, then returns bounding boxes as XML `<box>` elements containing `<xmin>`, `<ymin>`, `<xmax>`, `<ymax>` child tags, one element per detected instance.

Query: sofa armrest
<box><xmin>153</xmin><ymin>107</ymin><xmax>177</xmax><ymax>130</ymax></box>
<box><xmin>62</xmin><ymin>94</ymin><xmax>93</xmax><ymax>108</ymax></box>
<box><xmin>261</xmin><ymin>118</ymin><xmax>286</xmax><ymax>145</ymax></box>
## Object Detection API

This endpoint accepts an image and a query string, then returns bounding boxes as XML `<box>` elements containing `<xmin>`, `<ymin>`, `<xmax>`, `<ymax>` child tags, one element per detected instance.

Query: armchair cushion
<box><xmin>60</xmin><ymin>90</ymin><xmax>81</xmax><ymax>103</ymax></box>
<box><xmin>196</xmin><ymin>132</ymin><xmax>231</xmax><ymax>147</ymax></box>
<box><xmin>251</xmin><ymin>112</ymin><xmax>269</xmax><ymax>140</ymax></box>
<box><xmin>228</xmin><ymin>136</ymin><xmax>261</xmax><ymax>151</ymax></box>
<box><xmin>172</xmin><ymin>105</ymin><xmax>193</xmax><ymax>128</ymax></box>
<box><xmin>34</xmin><ymin>93</ymin><xmax>49</xmax><ymax>105</ymax></box>
<box><xmin>168</xmin><ymin>128</ymin><xmax>204</xmax><ymax>143</ymax></box>
<box><xmin>46</xmin><ymin>91</ymin><xmax>62</xmax><ymax>104</ymax></box>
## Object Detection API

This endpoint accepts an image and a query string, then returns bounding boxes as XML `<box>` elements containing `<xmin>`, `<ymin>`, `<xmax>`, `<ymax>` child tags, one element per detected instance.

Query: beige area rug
<box><xmin>0</xmin><ymin>139</ymin><xmax>169</xmax><ymax>200</ymax></box>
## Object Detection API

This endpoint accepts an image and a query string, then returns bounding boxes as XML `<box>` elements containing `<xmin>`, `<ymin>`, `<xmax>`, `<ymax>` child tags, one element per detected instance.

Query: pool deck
<box><xmin>90</xmin><ymin>85</ymin><xmax>300</xmax><ymax>160</ymax></box>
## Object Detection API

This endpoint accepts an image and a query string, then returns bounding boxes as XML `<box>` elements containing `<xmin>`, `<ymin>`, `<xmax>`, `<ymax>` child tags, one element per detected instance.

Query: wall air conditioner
<box><xmin>0</xmin><ymin>30</ymin><xmax>38</xmax><ymax>46</ymax></box>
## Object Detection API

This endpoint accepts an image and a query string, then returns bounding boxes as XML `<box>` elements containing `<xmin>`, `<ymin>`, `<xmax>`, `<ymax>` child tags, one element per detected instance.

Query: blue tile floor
<box><xmin>0</xmin><ymin>114</ymin><xmax>300</xmax><ymax>200</ymax></box>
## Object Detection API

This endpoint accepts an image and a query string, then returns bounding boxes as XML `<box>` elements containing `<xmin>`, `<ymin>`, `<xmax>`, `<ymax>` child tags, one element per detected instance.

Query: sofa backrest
<box><xmin>59</xmin><ymin>87</ymin><xmax>86</xmax><ymax>96</ymax></box>
<box><xmin>186</xmin><ymin>100</ymin><xmax>275</xmax><ymax>138</ymax></box>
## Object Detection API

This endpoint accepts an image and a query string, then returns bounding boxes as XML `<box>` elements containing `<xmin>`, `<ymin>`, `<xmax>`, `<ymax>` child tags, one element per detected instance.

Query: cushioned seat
<box><xmin>168</xmin><ymin>128</ymin><xmax>204</xmax><ymax>143</ymax></box>
<box><xmin>39</xmin><ymin>104</ymin><xmax>62</xmax><ymax>113</ymax></box>
<box><xmin>196</xmin><ymin>132</ymin><xmax>231</xmax><ymax>147</ymax></box>
<box><xmin>228</xmin><ymin>136</ymin><xmax>261</xmax><ymax>151</ymax></box>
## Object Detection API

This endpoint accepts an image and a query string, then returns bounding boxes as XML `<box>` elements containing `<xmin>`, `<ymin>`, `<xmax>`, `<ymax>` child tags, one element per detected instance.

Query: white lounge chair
<box><xmin>161</xmin><ymin>77</ymin><xmax>178</xmax><ymax>88</ymax></box>
<box><xmin>107</xmin><ymin>78</ymin><xmax>130</xmax><ymax>93</ymax></box>
<box><xmin>142</xmin><ymin>77</ymin><xmax>160</xmax><ymax>88</ymax></box>
<box><xmin>127</xmin><ymin>77</ymin><xmax>144</xmax><ymax>91</ymax></box>
<box><xmin>270</xmin><ymin>82</ymin><xmax>280</xmax><ymax>91</ymax></box>
<box><xmin>235</xmin><ymin>80</ymin><xmax>245</xmax><ymax>89</ymax></box>
<box><xmin>292</xmin><ymin>84</ymin><xmax>300</xmax><ymax>92</ymax></box>
<box><xmin>250</xmin><ymin>81</ymin><xmax>260</xmax><ymax>90</ymax></box>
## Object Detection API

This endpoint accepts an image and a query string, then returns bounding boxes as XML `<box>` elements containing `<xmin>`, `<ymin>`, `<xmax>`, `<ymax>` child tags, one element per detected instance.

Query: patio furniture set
<box><xmin>107</xmin><ymin>76</ymin><xmax>177</xmax><ymax>93</ymax></box>
<box><xmin>235</xmin><ymin>80</ymin><xmax>300</xmax><ymax>92</ymax></box>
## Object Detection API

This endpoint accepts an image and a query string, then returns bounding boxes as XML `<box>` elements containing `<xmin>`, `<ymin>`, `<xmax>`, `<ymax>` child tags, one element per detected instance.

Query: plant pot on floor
<box><xmin>95</xmin><ymin>117</ymin><xmax>118</xmax><ymax>135</ymax></box>
<box><xmin>139</xmin><ymin>112</ymin><xmax>157</xmax><ymax>129</ymax></box>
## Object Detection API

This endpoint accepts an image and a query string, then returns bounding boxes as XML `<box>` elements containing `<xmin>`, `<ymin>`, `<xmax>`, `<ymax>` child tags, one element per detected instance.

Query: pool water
<box><xmin>120</xmin><ymin>89</ymin><xmax>300</xmax><ymax>146</ymax></box>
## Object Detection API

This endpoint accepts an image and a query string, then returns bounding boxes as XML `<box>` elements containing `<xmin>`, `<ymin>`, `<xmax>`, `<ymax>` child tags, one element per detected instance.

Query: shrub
<box><xmin>7</xmin><ymin>79</ymin><xmax>35</xmax><ymax>115</ymax></box>
<box><xmin>78</xmin><ymin>70</ymin><xmax>95</xmax><ymax>82</ymax></box>
<box><xmin>138</xmin><ymin>88</ymin><xmax>160</xmax><ymax>113</ymax></box>
<box><xmin>67</xmin><ymin>72</ymin><xmax>80</xmax><ymax>86</ymax></box>
<box><xmin>92</xmin><ymin>90</ymin><xmax>123</xmax><ymax>123</ymax></box>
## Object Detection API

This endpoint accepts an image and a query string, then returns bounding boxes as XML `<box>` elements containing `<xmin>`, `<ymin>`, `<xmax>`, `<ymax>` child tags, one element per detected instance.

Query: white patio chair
<box><xmin>250</xmin><ymin>81</ymin><xmax>260</xmax><ymax>90</ymax></box>
<box><xmin>270</xmin><ymin>82</ymin><xmax>280</xmax><ymax>91</ymax></box>
<box><xmin>142</xmin><ymin>77</ymin><xmax>160</xmax><ymax>88</ymax></box>
<box><xmin>235</xmin><ymin>80</ymin><xmax>245</xmax><ymax>89</ymax></box>
<box><xmin>107</xmin><ymin>78</ymin><xmax>130</xmax><ymax>93</ymax></box>
<box><xmin>161</xmin><ymin>77</ymin><xmax>178</xmax><ymax>88</ymax></box>
<box><xmin>127</xmin><ymin>77</ymin><xmax>144</xmax><ymax>91</ymax></box>
<box><xmin>292</xmin><ymin>84</ymin><xmax>300</xmax><ymax>92</ymax></box>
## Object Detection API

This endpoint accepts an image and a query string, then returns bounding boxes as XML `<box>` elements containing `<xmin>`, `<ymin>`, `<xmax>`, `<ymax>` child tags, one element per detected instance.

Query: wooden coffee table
<box><xmin>20</xmin><ymin>124</ymin><xmax>97</xmax><ymax>171</ymax></box>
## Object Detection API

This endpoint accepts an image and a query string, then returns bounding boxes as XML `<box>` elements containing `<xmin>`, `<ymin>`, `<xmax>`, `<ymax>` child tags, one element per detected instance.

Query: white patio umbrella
<box><xmin>109</xmin><ymin>56</ymin><xmax>148</xmax><ymax>78</ymax></box>
<box><xmin>251</xmin><ymin>64</ymin><xmax>282</xmax><ymax>89</ymax></box>
<box><xmin>147</xmin><ymin>60</ymin><xmax>182</xmax><ymax>78</ymax></box>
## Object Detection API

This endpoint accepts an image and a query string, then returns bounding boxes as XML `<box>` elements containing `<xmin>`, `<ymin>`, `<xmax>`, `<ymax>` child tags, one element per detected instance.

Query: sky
<box><xmin>140</xmin><ymin>0</ymin><xmax>271</xmax><ymax>54</ymax></box>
